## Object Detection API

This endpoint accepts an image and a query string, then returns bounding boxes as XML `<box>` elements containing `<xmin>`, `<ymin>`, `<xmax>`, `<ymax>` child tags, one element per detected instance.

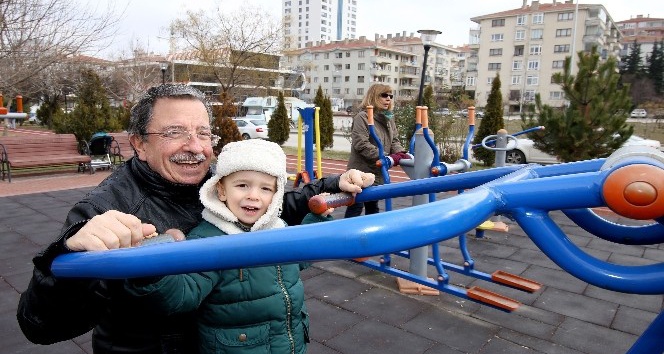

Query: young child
<box><xmin>127</xmin><ymin>139</ymin><xmax>332</xmax><ymax>354</ymax></box>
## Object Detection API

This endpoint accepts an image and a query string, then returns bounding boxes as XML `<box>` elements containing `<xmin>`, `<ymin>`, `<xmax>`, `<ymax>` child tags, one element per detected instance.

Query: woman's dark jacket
<box><xmin>16</xmin><ymin>157</ymin><xmax>342</xmax><ymax>354</ymax></box>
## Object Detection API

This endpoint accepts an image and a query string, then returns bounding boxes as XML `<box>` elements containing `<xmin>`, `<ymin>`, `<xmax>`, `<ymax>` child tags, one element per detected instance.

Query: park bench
<box><xmin>0</xmin><ymin>134</ymin><xmax>91</xmax><ymax>182</ymax></box>
<box><xmin>108</xmin><ymin>132</ymin><xmax>135</xmax><ymax>165</ymax></box>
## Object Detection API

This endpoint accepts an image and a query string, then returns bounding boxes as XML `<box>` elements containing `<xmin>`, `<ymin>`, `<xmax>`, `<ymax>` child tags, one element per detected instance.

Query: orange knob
<box><xmin>602</xmin><ymin>164</ymin><xmax>664</xmax><ymax>220</ymax></box>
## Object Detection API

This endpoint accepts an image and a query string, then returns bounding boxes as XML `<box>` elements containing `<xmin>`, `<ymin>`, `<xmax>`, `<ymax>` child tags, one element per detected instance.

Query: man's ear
<box><xmin>129</xmin><ymin>135</ymin><xmax>148</xmax><ymax>161</ymax></box>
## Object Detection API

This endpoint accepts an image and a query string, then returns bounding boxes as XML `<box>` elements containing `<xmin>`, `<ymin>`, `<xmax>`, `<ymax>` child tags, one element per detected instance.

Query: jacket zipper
<box><xmin>277</xmin><ymin>266</ymin><xmax>295</xmax><ymax>354</ymax></box>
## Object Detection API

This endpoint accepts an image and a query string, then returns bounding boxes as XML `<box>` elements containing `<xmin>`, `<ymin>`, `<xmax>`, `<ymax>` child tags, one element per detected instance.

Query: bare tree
<box><xmin>170</xmin><ymin>3</ymin><xmax>283</xmax><ymax>99</ymax></box>
<box><xmin>0</xmin><ymin>0</ymin><xmax>122</xmax><ymax>104</ymax></box>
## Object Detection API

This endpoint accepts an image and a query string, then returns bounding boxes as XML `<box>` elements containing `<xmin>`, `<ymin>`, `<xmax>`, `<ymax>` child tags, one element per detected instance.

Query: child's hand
<box><xmin>316</xmin><ymin>193</ymin><xmax>335</xmax><ymax>217</ymax></box>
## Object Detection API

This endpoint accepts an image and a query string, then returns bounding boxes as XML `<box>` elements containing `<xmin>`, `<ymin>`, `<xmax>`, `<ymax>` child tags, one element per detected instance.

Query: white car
<box><xmin>503</xmin><ymin>135</ymin><xmax>662</xmax><ymax>164</ymax></box>
<box><xmin>630</xmin><ymin>109</ymin><xmax>647</xmax><ymax>118</ymax></box>
<box><xmin>233</xmin><ymin>118</ymin><xmax>269</xmax><ymax>140</ymax></box>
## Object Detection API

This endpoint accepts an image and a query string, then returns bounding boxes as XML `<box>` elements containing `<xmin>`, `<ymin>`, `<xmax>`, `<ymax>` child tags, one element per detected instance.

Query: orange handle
<box><xmin>308</xmin><ymin>193</ymin><xmax>355</xmax><ymax>214</ymax></box>
<box><xmin>421</xmin><ymin>106</ymin><xmax>429</xmax><ymax>128</ymax></box>
<box><xmin>415</xmin><ymin>106</ymin><xmax>423</xmax><ymax>125</ymax></box>
<box><xmin>468</xmin><ymin>106</ymin><xmax>475</xmax><ymax>125</ymax></box>
<box><xmin>366</xmin><ymin>105</ymin><xmax>374</xmax><ymax>125</ymax></box>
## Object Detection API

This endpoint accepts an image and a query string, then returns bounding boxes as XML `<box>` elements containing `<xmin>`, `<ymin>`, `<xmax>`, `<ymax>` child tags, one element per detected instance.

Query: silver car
<box><xmin>233</xmin><ymin>118</ymin><xmax>269</xmax><ymax>140</ymax></box>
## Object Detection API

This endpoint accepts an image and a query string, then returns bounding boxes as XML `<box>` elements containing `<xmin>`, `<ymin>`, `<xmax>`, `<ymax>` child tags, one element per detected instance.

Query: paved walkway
<box><xmin>1</xmin><ymin>169</ymin><xmax>663</xmax><ymax>353</ymax></box>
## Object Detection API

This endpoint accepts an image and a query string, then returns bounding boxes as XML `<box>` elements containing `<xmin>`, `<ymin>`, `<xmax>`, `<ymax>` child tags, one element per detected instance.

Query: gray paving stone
<box><xmin>497</xmin><ymin>329</ymin><xmax>584</xmax><ymax>354</ymax></box>
<box><xmin>553</xmin><ymin>317</ymin><xmax>637</xmax><ymax>354</ymax></box>
<box><xmin>326</xmin><ymin>318</ymin><xmax>436</xmax><ymax>354</ymax></box>
<box><xmin>305</xmin><ymin>298</ymin><xmax>364</xmax><ymax>342</ymax></box>
<box><xmin>304</xmin><ymin>271</ymin><xmax>373</xmax><ymax>307</ymax></box>
<box><xmin>509</xmin><ymin>248</ymin><xmax>561</xmax><ymax>270</ymax></box>
<box><xmin>422</xmin><ymin>343</ymin><xmax>465</xmax><ymax>353</ymax></box>
<box><xmin>520</xmin><ymin>264</ymin><xmax>588</xmax><ymax>294</ymax></box>
<box><xmin>473</xmin><ymin>303</ymin><xmax>558</xmax><ymax>341</ymax></box>
<box><xmin>341</xmin><ymin>286</ymin><xmax>427</xmax><ymax>327</ymax></box>
<box><xmin>402</xmin><ymin>307</ymin><xmax>499</xmax><ymax>353</ymax></box>
<box><xmin>478</xmin><ymin>335</ymin><xmax>539</xmax><ymax>353</ymax></box>
<box><xmin>611</xmin><ymin>305</ymin><xmax>660</xmax><ymax>336</ymax></box>
<box><xmin>584</xmin><ymin>284</ymin><xmax>663</xmax><ymax>312</ymax></box>
<box><xmin>586</xmin><ymin>238</ymin><xmax>646</xmax><ymax>258</ymax></box>
<box><xmin>534</xmin><ymin>287</ymin><xmax>618</xmax><ymax>327</ymax></box>
<box><xmin>644</xmin><ymin>247</ymin><xmax>664</xmax><ymax>262</ymax></box>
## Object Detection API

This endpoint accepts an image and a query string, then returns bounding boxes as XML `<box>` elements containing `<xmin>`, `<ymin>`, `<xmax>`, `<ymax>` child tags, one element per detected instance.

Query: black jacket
<box><xmin>16</xmin><ymin>157</ymin><xmax>341</xmax><ymax>354</ymax></box>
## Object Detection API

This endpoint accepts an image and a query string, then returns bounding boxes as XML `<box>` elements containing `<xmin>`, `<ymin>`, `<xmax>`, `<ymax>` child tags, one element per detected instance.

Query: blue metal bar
<box><xmin>563</xmin><ymin>208</ymin><xmax>664</xmax><ymax>245</ymax></box>
<box><xmin>366</xmin><ymin>116</ymin><xmax>391</xmax><ymax>211</ymax></box>
<box><xmin>626</xmin><ymin>310</ymin><xmax>664</xmax><ymax>354</ymax></box>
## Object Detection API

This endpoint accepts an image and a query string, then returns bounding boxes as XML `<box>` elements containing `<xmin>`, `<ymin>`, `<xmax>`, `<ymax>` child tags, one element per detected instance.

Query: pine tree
<box><xmin>319</xmin><ymin>95</ymin><xmax>335</xmax><ymax>150</ymax></box>
<box><xmin>210</xmin><ymin>91</ymin><xmax>241</xmax><ymax>154</ymax></box>
<box><xmin>647</xmin><ymin>41</ymin><xmax>664</xmax><ymax>94</ymax></box>
<box><xmin>472</xmin><ymin>72</ymin><xmax>504</xmax><ymax>166</ymax></box>
<box><xmin>623</xmin><ymin>40</ymin><xmax>643</xmax><ymax>75</ymax></box>
<box><xmin>312</xmin><ymin>85</ymin><xmax>326</xmax><ymax>144</ymax></box>
<box><xmin>52</xmin><ymin>69</ymin><xmax>120</xmax><ymax>143</ymax></box>
<box><xmin>522</xmin><ymin>46</ymin><xmax>633</xmax><ymax>162</ymax></box>
<box><xmin>267</xmin><ymin>91</ymin><xmax>290</xmax><ymax>145</ymax></box>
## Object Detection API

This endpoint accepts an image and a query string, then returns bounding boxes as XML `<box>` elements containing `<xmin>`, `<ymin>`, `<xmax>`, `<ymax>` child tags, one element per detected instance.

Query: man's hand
<box><xmin>65</xmin><ymin>210</ymin><xmax>156</xmax><ymax>251</ymax></box>
<box><xmin>339</xmin><ymin>169</ymin><xmax>375</xmax><ymax>194</ymax></box>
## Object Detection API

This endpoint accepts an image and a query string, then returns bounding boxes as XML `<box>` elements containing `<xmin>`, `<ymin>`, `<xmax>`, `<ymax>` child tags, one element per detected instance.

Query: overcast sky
<box><xmin>97</xmin><ymin>0</ymin><xmax>663</xmax><ymax>58</ymax></box>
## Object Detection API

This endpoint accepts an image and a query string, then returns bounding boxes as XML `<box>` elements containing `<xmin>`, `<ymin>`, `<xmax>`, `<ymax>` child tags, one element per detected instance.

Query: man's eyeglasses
<box><xmin>380</xmin><ymin>93</ymin><xmax>394</xmax><ymax>99</ymax></box>
<box><xmin>144</xmin><ymin>128</ymin><xmax>220</xmax><ymax>146</ymax></box>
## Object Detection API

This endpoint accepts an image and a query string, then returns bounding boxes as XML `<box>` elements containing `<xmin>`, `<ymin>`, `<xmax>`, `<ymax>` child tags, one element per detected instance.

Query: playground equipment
<box><xmin>50</xmin><ymin>104</ymin><xmax>664</xmax><ymax>353</ymax></box>
<box><xmin>291</xmin><ymin>106</ymin><xmax>323</xmax><ymax>186</ymax></box>
<box><xmin>0</xmin><ymin>94</ymin><xmax>28</xmax><ymax>131</ymax></box>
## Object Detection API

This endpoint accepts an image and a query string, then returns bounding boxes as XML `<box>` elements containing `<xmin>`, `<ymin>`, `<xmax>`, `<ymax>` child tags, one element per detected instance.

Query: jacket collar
<box><xmin>129</xmin><ymin>157</ymin><xmax>211</xmax><ymax>202</ymax></box>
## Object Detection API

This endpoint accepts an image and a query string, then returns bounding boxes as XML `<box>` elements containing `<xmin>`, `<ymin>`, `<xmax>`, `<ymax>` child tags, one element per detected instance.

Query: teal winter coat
<box><xmin>127</xmin><ymin>213</ymin><xmax>331</xmax><ymax>354</ymax></box>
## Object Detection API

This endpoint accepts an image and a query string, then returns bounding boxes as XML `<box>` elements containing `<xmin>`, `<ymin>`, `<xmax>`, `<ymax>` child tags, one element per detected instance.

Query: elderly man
<box><xmin>17</xmin><ymin>84</ymin><xmax>374</xmax><ymax>354</ymax></box>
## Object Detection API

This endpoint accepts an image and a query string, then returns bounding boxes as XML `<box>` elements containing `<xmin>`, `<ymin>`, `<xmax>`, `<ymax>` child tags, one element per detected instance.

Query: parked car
<box><xmin>475</xmin><ymin>110</ymin><xmax>485</xmax><ymax>118</ymax></box>
<box><xmin>435</xmin><ymin>108</ymin><xmax>451</xmax><ymax>116</ymax></box>
<box><xmin>233</xmin><ymin>118</ymin><xmax>269</xmax><ymax>140</ymax></box>
<box><xmin>503</xmin><ymin>135</ymin><xmax>662</xmax><ymax>164</ymax></box>
<box><xmin>630</xmin><ymin>109</ymin><xmax>647</xmax><ymax>118</ymax></box>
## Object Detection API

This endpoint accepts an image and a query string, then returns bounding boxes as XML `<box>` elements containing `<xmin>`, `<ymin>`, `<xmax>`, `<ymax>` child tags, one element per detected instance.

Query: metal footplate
<box><xmin>491</xmin><ymin>270</ymin><xmax>542</xmax><ymax>293</ymax></box>
<box><xmin>467</xmin><ymin>286</ymin><xmax>520</xmax><ymax>311</ymax></box>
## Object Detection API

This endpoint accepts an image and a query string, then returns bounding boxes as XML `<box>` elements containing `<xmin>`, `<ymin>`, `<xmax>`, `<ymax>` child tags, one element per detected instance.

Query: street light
<box><xmin>417</xmin><ymin>29</ymin><xmax>441</xmax><ymax>106</ymax></box>
<box><xmin>160</xmin><ymin>62</ymin><xmax>168</xmax><ymax>85</ymax></box>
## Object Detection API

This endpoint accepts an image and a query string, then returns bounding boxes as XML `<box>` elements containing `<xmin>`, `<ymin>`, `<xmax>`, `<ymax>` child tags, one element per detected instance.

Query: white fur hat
<box><xmin>199</xmin><ymin>139</ymin><xmax>287</xmax><ymax>233</ymax></box>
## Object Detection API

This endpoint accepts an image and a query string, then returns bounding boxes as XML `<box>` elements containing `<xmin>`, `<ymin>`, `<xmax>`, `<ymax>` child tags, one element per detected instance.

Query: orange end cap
<box><xmin>307</xmin><ymin>195</ymin><xmax>328</xmax><ymax>214</ymax></box>
<box><xmin>603</xmin><ymin>164</ymin><xmax>664</xmax><ymax>220</ymax></box>
<box><xmin>0</xmin><ymin>107</ymin><xmax>7</xmax><ymax>115</ymax></box>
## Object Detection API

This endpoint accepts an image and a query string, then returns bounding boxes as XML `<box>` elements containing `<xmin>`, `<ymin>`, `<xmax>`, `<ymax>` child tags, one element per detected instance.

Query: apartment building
<box><xmin>469</xmin><ymin>0</ymin><xmax>622</xmax><ymax>114</ymax></box>
<box><xmin>617</xmin><ymin>15</ymin><xmax>664</xmax><ymax>65</ymax></box>
<box><xmin>283</xmin><ymin>0</ymin><xmax>358</xmax><ymax>50</ymax></box>
<box><xmin>281</xmin><ymin>32</ymin><xmax>464</xmax><ymax>108</ymax></box>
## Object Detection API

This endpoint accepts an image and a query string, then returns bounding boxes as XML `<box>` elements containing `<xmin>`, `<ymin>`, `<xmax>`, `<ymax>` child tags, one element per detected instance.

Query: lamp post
<box><xmin>417</xmin><ymin>29</ymin><xmax>441</xmax><ymax>106</ymax></box>
<box><xmin>160</xmin><ymin>62</ymin><xmax>168</xmax><ymax>85</ymax></box>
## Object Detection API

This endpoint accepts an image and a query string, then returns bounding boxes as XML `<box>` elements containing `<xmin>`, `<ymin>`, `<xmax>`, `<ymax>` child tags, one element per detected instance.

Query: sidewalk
<box><xmin>1</xmin><ymin>170</ymin><xmax>662</xmax><ymax>353</ymax></box>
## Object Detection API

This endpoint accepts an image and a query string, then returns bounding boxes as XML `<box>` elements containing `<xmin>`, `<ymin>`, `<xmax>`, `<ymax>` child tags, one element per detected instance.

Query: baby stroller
<box><xmin>85</xmin><ymin>132</ymin><xmax>114</xmax><ymax>173</ymax></box>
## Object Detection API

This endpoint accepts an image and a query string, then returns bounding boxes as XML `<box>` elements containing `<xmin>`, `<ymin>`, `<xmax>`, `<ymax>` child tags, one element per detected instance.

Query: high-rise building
<box><xmin>616</xmin><ymin>15</ymin><xmax>664</xmax><ymax>65</ymax></box>
<box><xmin>469</xmin><ymin>0</ymin><xmax>622</xmax><ymax>113</ymax></box>
<box><xmin>282</xmin><ymin>0</ymin><xmax>358</xmax><ymax>50</ymax></box>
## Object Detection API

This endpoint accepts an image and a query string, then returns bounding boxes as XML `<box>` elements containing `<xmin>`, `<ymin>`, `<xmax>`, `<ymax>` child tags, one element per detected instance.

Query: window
<box><xmin>335</xmin><ymin>52</ymin><xmax>342</xmax><ymax>58</ymax></box>
<box><xmin>466</xmin><ymin>76</ymin><xmax>476</xmax><ymax>86</ymax></box>
<box><xmin>517</xmin><ymin>14</ymin><xmax>527</xmax><ymax>26</ymax></box>
<box><xmin>556</xmin><ymin>28</ymin><xmax>572</xmax><ymax>37</ymax></box>
<box><xmin>524</xmin><ymin>90</ymin><xmax>536</xmax><ymax>101</ymax></box>
<box><xmin>531</xmin><ymin>29</ymin><xmax>543</xmax><ymax>40</ymax></box>
<box><xmin>333</xmin><ymin>88</ymin><xmax>340</xmax><ymax>94</ymax></box>
<box><xmin>358</xmin><ymin>50</ymin><xmax>365</xmax><ymax>57</ymax></box>
<box><xmin>512</xmin><ymin>60</ymin><xmax>523</xmax><ymax>70</ymax></box>
<box><xmin>345</xmin><ymin>76</ymin><xmax>350</xmax><ymax>82</ymax></box>
<box><xmin>345</xmin><ymin>64</ymin><xmax>350</xmax><ymax>69</ymax></box>
<box><xmin>554</xmin><ymin>44</ymin><xmax>570</xmax><ymax>53</ymax></box>
<box><xmin>526</xmin><ymin>75</ymin><xmax>539</xmax><ymax>85</ymax></box>
<box><xmin>552</xmin><ymin>60</ymin><xmax>565</xmax><ymax>69</ymax></box>
<box><xmin>532</xmin><ymin>13</ymin><xmax>544</xmax><ymax>24</ymax></box>
<box><xmin>487</xmin><ymin>77</ymin><xmax>494</xmax><ymax>85</ymax></box>
<box><xmin>488</xmin><ymin>63</ymin><xmax>502</xmax><ymax>70</ymax></box>
<box><xmin>489</xmin><ymin>48</ymin><xmax>503</xmax><ymax>56</ymax></box>
<box><xmin>345</xmin><ymin>52</ymin><xmax>350</xmax><ymax>57</ymax></box>
<box><xmin>323</xmin><ymin>65</ymin><xmax>329</xmax><ymax>71</ymax></box>
<box><xmin>324</xmin><ymin>53</ymin><xmax>329</xmax><ymax>59</ymax></box>
<box><xmin>491</xmin><ymin>33</ymin><xmax>504</xmax><ymax>42</ymax></box>
<box><xmin>514</xmin><ymin>45</ymin><xmax>524</xmax><ymax>56</ymax></box>
<box><xmin>357</xmin><ymin>76</ymin><xmax>364</xmax><ymax>83</ymax></box>
<box><xmin>515</xmin><ymin>29</ymin><xmax>525</xmax><ymax>41</ymax></box>
<box><xmin>550</xmin><ymin>91</ymin><xmax>564</xmax><ymax>100</ymax></box>
<box><xmin>492</xmin><ymin>19</ymin><xmax>505</xmax><ymax>27</ymax></box>
<box><xmin>313</xmin><ymin>77</ymin><xmax>318</xmax><ymax>83</ymax></box>
<box><xmin>323</xmin><ymin>77</ymin><xmax>329</xmax><ymax>82</ymax></box>
<box><xmin>558</xmin><ymin>12</ymin><xmax>573</xmax><ymax>21</ymax></box>
<box><xmin>510</xmin><ymin>90</ymin><xmax>521</xmax><ymax>100</ymax></box>
<box><xmin>528</xmin><ymin>59</ymin><xmax>540</xmax><ymax>70</ymax></box>
<box><xmin>357</xmin><ymin>88</ymin><xmax>364</xmax><ymax>95</ymax></box>
<box><xmin>529</xmin><ymin>44</ymin><xmax>542</xmax><ymax>55</ymax></box>
<box><xmin>511</xmin><ymin>75</ymin><xmax>521</xmax><ymax>85</ymax></box>
<box><xmin>358</xmin><ymin>63</ymin><xmax>365</xmax><ymax>70</ymax></box>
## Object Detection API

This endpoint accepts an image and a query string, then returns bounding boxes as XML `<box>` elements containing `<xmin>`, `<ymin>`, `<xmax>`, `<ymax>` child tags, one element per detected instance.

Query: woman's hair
<box><xmin>361</xmin><ymin>83</ymin><xmax>394</xmax><ymax>111</ymax></box>
<box><xmin>128</xmin><ymin>84</ymin><xmax>212</xmax><ymax>139</ymax></box>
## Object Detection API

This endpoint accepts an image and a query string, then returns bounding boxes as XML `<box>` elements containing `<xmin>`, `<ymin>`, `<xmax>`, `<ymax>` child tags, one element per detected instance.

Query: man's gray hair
<box><xmin>128</xmin><ymin>84</ymin><xmax>213</xmax><ymax>138</ymax></box>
